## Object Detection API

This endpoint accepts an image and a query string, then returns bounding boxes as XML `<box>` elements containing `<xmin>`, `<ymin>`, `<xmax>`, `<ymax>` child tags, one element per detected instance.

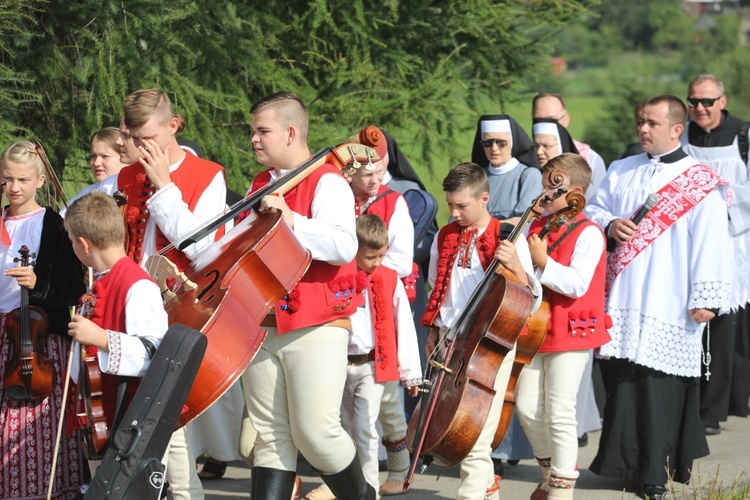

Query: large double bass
<box><xmin>404</xmin><ymin>169</ymin><xmax>572</xmax><ymax>487</ymax></box>
<box><xmin>144</xmin><ymin>142</ymin><xmax>379</xmax><ymax>428</ymax></box>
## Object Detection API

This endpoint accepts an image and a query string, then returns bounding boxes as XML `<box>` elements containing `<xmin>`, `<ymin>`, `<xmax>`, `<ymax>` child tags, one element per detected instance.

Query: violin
<box><xmin>74</xmin><ymin>292</ymin><xmax>109</xmax><ymax>460</ymax></box>
<box><xmin>404</xmin><ymin>169</ymin><xmax>572</xmax><ymax>488</ymax></box>
<box><xmin>491</xmin><ymin>189</ymin><xmax>586</xmax><ymax>448</ymax></box>
<box><xmin>3</xmin><ymin>245</ymin><xmax>54</xmax><ymax>400</ymax></box>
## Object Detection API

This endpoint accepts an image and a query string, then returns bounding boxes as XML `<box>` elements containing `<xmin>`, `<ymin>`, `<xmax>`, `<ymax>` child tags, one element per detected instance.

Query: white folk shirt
<box><xmin>0</xmin><ymin>208</ymin><xmax>45</xmax><ymax>313</ymax></box>
<box><xmin>427</xmin><ymin>225</ymin><xmax>542</xmax><ymax>329</ymax></box>
<box><xmin>380</xmin><ymin>195</ymin><xmax>414</xmax><ymax>278</ymax></box>
<box><xmin>585</xmin><ymin>151</ymin><xmax>731</xmax><ymax>377</ymax></box>
<box><xmin>244</xmin><ymin>168</ymin><xmax>358</xmax><ymax>265</ymax></box>
<box><xmin>97</xmin><ymin>278</ymin><xmax>168</xmax><ymax>377</ymax></box>
<box><xmin>349</xmin><ymin>274</ymin><xmax>422</xmax><ymax>385</ymax></box>
<box><xmin>535</xmin><ymin>225</ymin><xmax>604</xmax><ymax>298</ymax></box>
<box><xmin>114</xmin><ymin>156</ymin><xmax>227</xmax><ymax>266</ymax></box>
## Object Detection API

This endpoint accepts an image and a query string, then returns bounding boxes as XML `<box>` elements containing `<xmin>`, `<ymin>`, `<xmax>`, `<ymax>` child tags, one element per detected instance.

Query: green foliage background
<box><xmin>0</xmin><ymin>0</ymin><xmax>592</xmax><ymax>197</ymax></box>
<box><xmin>0</xmin><ymin>0</ymin><xmax>748</xmax><ymax>219</ymax></box>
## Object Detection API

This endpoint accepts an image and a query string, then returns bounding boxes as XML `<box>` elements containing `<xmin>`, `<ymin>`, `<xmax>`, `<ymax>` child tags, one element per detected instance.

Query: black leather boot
<box><xmin>251</xmin><ymin>466</ymin><xmax>296</xmax><ymax>500</ymax></box>
<box><xmin>318</xmin><ymin>455</ymin><xmax>376</xmax><ymax>500</ymax></box>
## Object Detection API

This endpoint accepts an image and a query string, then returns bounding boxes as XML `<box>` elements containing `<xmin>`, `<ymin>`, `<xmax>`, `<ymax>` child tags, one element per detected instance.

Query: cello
<box><xmin>404</xmin><ymin>169</ymin><xmax>571</xmax><ymax>487</ymax></box>
<box><xmin>3</xmin><ymin>245</ymin><xmax>54</xmax><ymax>400</ymax></box>
<box><xmin>491</xmin><ymin>190</ymin><xmax>586</xmax><ymax>448</ymax></box>
<box><xmin>142</xmin><ymin>141</ymin><xmax>380</xmax><ymax>428</ymax></box>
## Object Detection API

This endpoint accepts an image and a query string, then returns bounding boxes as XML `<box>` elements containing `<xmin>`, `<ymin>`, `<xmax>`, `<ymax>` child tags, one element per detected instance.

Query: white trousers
<box><xmin>242</xmin><ymin>325</ymin><xmax>356</xmax><ymax>473</ymax></box>
<box><xmin>340</xmin><ymin>361</ymin><xmax>386</xmax><ymax>490</ymax></box>
<box><xmin>457</xmin><ymin>344</ymin><xmax>516</xmax><ymax>500</ymax></box>
<box><xmin>164</xmin><ymin>426</ymin><xmax>204</xmax><ymax>499</ymax></box>
<box><xmin>378</xmin><ymin>380</ymin><xmax>407</xmax><ymax>443</ymax></box>
<box><xmin>515</xmin><ymin>350</ymin><xmax>590</xmax><ymax>479</ymax></box>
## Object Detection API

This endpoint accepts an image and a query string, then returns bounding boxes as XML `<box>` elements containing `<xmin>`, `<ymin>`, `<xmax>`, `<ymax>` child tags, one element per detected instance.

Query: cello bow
<box><xmin>176</xmin><ymin>143</ymin><xmax>380</xmax><ymax>252</ymax></box>
<box><xmin>404</xmin><ymin>169</ymin><xmax>571</xmax><ymax>487</ymax></box>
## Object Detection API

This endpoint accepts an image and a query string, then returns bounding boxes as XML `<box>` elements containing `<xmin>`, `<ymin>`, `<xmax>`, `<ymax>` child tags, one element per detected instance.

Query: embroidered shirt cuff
<box><xmin>106</xmin><ymin>329</ymin><xmax>122</xmax><ymax>375</ymax></box>
<box><xmin>402</xmin><ymin>377</ymin><xmax>423</xmax><ymax>387</ymax></box>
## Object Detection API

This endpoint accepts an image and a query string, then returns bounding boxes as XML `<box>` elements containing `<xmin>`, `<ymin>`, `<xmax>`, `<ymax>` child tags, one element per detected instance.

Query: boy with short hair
<box><xmin>65</xmin><ymin>191</ymin><xmax>168</xmax><ymax>481</ymax></box>
<box><xmin>306</xmin><ymin>214</ymin><xmax>422</xmax><ymax>499</ymax></box>
<box><xmin>421</xmin><ymin>162</ymin><xmax>542</xmax><ymax>500</ymax></box>
<box><xmin>516</xmin><ymin>152</ymin><xmax>612</xmax><ymax>499</ymax></box>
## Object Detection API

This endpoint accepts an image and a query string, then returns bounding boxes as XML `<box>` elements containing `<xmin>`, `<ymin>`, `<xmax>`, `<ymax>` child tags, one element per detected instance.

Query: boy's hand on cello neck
<box><xmin>494</xmin><ymin>240</ymin><xmax>528</xmax><ymax>286</ymax></box>
<box><xmin>527</xmin><ymin>234</ymin><xmax>548</xmax><ymax>271</ymax></box>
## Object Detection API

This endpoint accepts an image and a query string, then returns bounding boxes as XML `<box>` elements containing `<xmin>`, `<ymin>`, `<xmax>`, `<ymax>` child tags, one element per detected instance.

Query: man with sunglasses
<box><xmin>681</xmin><ymin>74</ymin><xmax>750</xmax><ymax>438</ymax></box>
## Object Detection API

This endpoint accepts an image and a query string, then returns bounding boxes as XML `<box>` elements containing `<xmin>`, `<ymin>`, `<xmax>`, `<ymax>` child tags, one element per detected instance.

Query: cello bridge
<box><xmin>144</xmin><ymin>255</ymin><xmax>198</xmax><ymax>303</ymax></box>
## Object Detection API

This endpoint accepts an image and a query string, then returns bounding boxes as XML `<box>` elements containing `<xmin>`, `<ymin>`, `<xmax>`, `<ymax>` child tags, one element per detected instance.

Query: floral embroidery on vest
<box><xmin>370</xmin><ymin>272</ymin><xmax>389</xmax><ymax>368</ymax></box>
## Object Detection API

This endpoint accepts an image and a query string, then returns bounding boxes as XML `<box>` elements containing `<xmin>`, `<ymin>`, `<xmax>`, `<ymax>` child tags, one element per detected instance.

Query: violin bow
<box><xmin>34</xmin><ymin>141</ymin><xmax>69</xmax><ymax>211</ymax></box>
<box><xmin>47</xmin><ymin>267</ymin><xmax>93</xmax><ymax>499</ymax></box>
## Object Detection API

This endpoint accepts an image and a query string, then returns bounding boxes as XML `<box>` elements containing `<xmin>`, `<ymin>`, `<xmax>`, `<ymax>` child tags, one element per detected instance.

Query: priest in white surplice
<box><xmin>585</xmin><ymin>95</ymin><xmax>732</xmax><ymax>500</ymax></box>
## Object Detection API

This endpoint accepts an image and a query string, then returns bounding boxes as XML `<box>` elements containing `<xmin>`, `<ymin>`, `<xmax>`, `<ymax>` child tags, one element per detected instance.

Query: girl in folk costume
<box><xmin>470</xmin><ymin>114</ymin><xmax>542</xmax><ymax>226</ymax></box>
<box><xmin>0</xmin><ymin>141</ymin><xmax>86</xmax><ymax>499</ymax></box>
<box><xmin>305</xmin><ymin>214</ymin><xmax>422</xmax><ymax>499</ymax></box>
<box><xmin>422</xmin><ymin>163</ymin><xmax>542</xmax><ymax>500</ymax></box>
<box><xmin>60</xmin><ymin>127</ymin><xmax>128</xmax><ymax>217</ymax></box>
<box><xmin>516</xmin><ymin>154</ymin><xmax>612</xmax><ymax>500</ymax></box>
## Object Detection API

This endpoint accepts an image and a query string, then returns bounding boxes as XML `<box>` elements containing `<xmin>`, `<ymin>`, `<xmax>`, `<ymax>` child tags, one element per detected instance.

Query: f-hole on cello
<box><xmin>140</xmin><ymin>140</ymin><xmax>381</xmax><ymax>428</ymax></box>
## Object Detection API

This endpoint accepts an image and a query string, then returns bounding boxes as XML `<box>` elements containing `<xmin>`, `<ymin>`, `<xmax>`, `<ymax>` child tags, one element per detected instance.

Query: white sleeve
<box><xmin>585</xmin><ymin>150</ymin><xmax>608</xmax><ymax>200</ymax></box>
<box><xmin>292</xmin><ymin>172</ymin><xmax>358</xmax><ymax>264</ymax></box>
<box><xmin>394</xmin><ymin>279</ymin><xmax>423</xmax><ymax>386</ymax></box>
<box><xmin>98</xmin><ymin>279</ymin><xmax>168</xmax><ymax>377</ymax></box>
<box><xmin>584</xmin><ymin>164</ymin><xmax>619</xmax><ymax>231</ymax></box>
<box><xmin>514</xmin><ymin>236</ymin><xmax>543</xmax><ymax>313</ymax></box>
<box><xmin>383</xmin><ymin>196</ymin><xmax>415</xmax><ymax>278</ymax></box>
<box><xmin>536</xmin><ymin>225</ymin><xmax>604</xmax><ymax>298</ymax></box>
<box><xmin>146</xmin><ymin>171</ymin><xmax>227</xmax><ymax>261</ymax></box>
<box><xmin>427</xmin><ymin>233</ymin><xmax>439</xmax><ymax>289</ymax></box>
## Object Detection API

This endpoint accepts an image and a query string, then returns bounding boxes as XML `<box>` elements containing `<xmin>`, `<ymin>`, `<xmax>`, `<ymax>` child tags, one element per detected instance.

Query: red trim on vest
<box><xmin>369</xmin><ymin>266</ymin><xmax>400</xmax><ymax>382</ymax></box>
<box><xmin>420</xmin><ymin>218</ymin><xmax>502</xmax><ymax>327</ymax></box>
<box><xmin>250</xmin><ymin>165</ymin><xmax>365</xmax><ymax>333</ymax></box>
<box><xmin>528</xmin><ymin>214</ymin><xmax>611</xmax><ymax>352</ymax></box>
<box><xmin>357</xmin><ymin>185</ymin><xmax>400</xmax><ymax>227</ymax></box>
<box><xmin>117</xmin><ymin>152</ymin><xmax>225</xmax><ymax>271</ymax></box>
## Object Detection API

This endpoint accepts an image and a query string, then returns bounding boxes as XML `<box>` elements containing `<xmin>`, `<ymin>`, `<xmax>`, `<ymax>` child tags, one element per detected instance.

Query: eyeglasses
<box><xmin>534</xmin><ymin>142</ymin><xmax>558</xmax><ymax>151</ymax></box>
<box><xmin>481</xmin><ymin>139</ymin><xmax>509</xmax><ymax>148</ymax></box>
<box><xmin>687</xmin><ymin>96</ymin><xmax>723</xmax><ymax>108</ymax></box>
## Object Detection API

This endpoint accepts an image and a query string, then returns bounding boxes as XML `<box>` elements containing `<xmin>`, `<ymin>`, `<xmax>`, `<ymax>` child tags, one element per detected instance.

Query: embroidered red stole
<box><xmin>606</xmin><ymin>163</ymin><xmax>730</xmax><ymax>290</ymax></box>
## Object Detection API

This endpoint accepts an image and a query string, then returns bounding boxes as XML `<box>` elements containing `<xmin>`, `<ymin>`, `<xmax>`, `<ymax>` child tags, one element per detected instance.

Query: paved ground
<box><xmin>200</xmin><ymin>415</ymin><xmax>750</xmax><ymax>499</ymax></box>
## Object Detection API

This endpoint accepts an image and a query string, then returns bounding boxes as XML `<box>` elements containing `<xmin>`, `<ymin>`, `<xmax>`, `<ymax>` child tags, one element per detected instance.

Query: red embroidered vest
<box><xmin>421</xmin><ymin>218</ymin><xmax>506</xmax><ymax>327</ymax></box>
<box><xmin>88</xmin><ymin>257</ymin><xmax>156</xmax><ymax>428</ymax></box>
<box><xmin>368</xmin><ymin>265</ymin><xmax>400</xmax><ymax>383</ymax></box>
<box><xmin>357</xmin><ymin>185</ymin><xmax>401</xmax><ymax>226</ymax></box>
<box><xmin>251</xmin><ymin>165</ymin><xmax>365</xmax><ymax>334</ymax></box>
<box><xmin>528</xmin><ymin>214</ymin><xmax>611</xmax><ymax>352</ymax></box>
<box><xmin>117</xmin><ymin>151</ymin><xmax>225</xmax><ymax>271</ymax></box>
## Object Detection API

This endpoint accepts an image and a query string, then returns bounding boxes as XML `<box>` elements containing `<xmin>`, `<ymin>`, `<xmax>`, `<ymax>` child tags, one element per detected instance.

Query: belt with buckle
<box><xmin>347</xmin><ymin>350</ymin><xmax>375</xmax><ymax>365</ymax></box>
<box><xmin>260</xmin><ymin>315</ymin><xmax>351</xmax><ymax>331</ymax></box>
